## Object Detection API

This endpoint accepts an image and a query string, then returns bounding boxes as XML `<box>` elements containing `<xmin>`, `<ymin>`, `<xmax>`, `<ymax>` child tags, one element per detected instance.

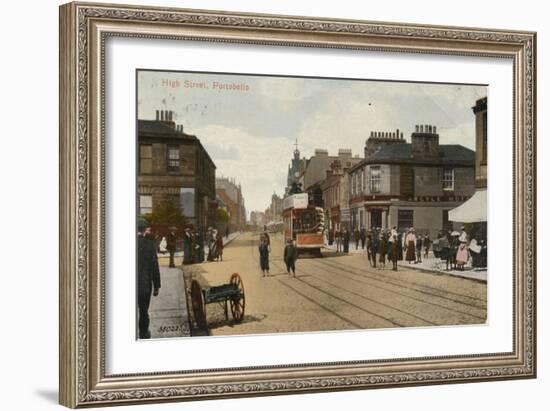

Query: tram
<box><xmin>282</xmin><ymin>193</ymin><xmax>325</xmax><ymax>257</ymax></box>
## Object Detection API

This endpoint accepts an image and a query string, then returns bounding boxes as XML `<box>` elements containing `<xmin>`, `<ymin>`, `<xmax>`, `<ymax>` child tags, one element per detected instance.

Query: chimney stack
<box><xmin>156</xmin><ymin>110</ymin><xmax>160</xmax><ymax>121</ymax></box>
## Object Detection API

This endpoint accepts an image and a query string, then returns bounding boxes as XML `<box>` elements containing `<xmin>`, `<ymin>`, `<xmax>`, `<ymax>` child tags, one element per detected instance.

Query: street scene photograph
<box><xmin>135</xmin><ymin>69</ymin><xmax>488</xmax><ymax>339</ymax></box>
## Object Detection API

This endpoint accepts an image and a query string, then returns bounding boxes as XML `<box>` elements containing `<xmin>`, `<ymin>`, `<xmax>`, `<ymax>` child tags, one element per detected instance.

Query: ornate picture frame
<box><xmin>59</xmin><ymin>2</ymin><xmax>536</xmax><ymax>407</ymax></box>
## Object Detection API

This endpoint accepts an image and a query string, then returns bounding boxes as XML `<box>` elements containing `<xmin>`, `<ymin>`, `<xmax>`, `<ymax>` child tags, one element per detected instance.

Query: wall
<box><xmin>0</xmin><ymin>1</ymin><xmax>547</xmax><ymax>411</ymax></box>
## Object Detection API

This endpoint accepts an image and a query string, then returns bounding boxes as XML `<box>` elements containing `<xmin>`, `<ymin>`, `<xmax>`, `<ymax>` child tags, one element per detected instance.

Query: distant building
<box><xmin>137</xmin><ymin>110</ymin><xmax>216</xmax><ymax>230</ymax></box>
<box><xmin>320</xmin><ymin>159</ymin><xmax>354</xmax><ymax>232</ymax></box>
<box><xmin>216</xmin><ymin>177</ymin><xmax>246</xmax><ymax>231</ymax></box>
<box><xmin>250</xmin><ymin>211</ymin><xmax>267</xmax><ymax>227</ymax></box>
<box><xmin>265</xmin><ymin>193</ymin><xmax>283</xmax><ymax>223</ymax></box>
<box><xmin>348</xmin><ymin>125</ymin><xmax>475</xmax><ymax>237</ymax></box>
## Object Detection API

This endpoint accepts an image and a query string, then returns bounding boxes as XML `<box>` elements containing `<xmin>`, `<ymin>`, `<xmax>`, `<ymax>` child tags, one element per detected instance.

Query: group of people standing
<box><xmin>258</xmin><ymin>232</ymin><xmax>298</xmax><ymax>277</ymax></box>
<box><xmin>180</xmin><ymin>226</ymin><xmax>225</xmax><ymax>265</ymax></box>
<box><xmin>432</xmin><ymin>227</ymin><xmax>470</xmax><ymax>271</ymax></box>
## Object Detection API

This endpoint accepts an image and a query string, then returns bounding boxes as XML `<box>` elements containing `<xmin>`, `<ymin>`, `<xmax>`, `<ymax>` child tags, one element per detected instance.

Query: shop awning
<box><xmin>449</xmin><ymin>189</ymin><xmax>487</xmax><ymax>223</ymax></box>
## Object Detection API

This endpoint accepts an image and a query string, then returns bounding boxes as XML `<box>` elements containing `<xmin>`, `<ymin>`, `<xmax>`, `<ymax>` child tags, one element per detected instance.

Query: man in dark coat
<box><xmin>137</xmin><ymin>218</ymin><xmax>161</xmax><ymax>339</ymax></box>
<box><xmin>284</xmin><ymin>239</ymin><xmax>298</xmax><ymax>277</ymax></box>
<box><xmin>342</xmin><ymin>228</ymin><xmax>350</xmax><ymax>253</ymax></box>
<box><xmin>166</xmin><ymin>227</ymin><xmax>177</xmax><ymax>268</ymax></box>
<box><xmin>360</xmin><ymin>227</ymin><xmax>367</xmax><ymax>249</ymax></box>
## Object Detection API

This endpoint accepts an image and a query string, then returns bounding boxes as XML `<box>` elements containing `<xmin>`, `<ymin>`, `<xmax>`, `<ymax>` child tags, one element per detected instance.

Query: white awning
<box><xmin>449</xmin><ymin>189</ymin><xmax>487</xmax><ymax>223</ymax></box>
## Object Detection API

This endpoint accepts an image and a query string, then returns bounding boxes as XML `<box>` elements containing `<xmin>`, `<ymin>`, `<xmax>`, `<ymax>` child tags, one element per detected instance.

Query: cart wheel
<box><xmin>229</xmin><ymin>273</ymin><xmax>245</xmax><ymax>323</ymax></box>
<box><xmin>190</xmin><ymin>280</ymin><xmax>207</xmax><ymax>330</ymax></box>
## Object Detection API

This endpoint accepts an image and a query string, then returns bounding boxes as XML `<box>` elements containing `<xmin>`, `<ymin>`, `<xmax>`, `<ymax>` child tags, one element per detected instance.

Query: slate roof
<box><xmin>138</xmin><ymin>120</ymin><xmax>196</xmax><ymax>139</ymax></box>
<box><xmin>364</xmin><ymin>143</ymin><xmax>474</xmax><ymax>166</ymax></box>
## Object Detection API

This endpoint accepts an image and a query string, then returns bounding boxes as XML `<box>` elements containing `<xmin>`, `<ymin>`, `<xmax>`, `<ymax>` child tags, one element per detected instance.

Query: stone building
<box><xmin>265</xmin><ymin>193</ymin><xmax>284</xmax><ymax>223</ymax></box>
<box><xmin>348</xmin><ymin>125</ymin><xmax>475</xmax><ymax>237</ymax></box>
<box><xmin>320</xmin><ymin>159</ymin><xmax>354</xmax><ymax>233</ymax></box>
<box><xmin>137</xmin><ymin>110</ymin><xmax>216</xmax><ymax>230</ymax></box>
<box><xmin>216</xmin><ymin>177</ymin><xmax>246</xmax><ymax>231</ymax></box>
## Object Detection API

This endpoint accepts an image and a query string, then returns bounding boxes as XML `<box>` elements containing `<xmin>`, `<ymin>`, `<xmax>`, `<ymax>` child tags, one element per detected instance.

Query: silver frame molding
<box><xmin>59</xmin><ymin>2</ymin><xmax>536</xmax><ymax>408</ymax></box>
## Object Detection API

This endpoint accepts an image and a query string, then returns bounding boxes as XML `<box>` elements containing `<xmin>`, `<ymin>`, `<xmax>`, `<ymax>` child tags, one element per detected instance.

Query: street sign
<box><xmin>340</xmin><ymin>207</ymin><xmax>351</xmax><ymax>222</ymax></box>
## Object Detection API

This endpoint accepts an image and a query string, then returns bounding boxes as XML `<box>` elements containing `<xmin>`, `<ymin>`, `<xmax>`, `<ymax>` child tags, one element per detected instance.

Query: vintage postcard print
<box><xmin>136</xmin><ymin>69</ymin><xmax>488</xmax><ymax>339</ymax></box>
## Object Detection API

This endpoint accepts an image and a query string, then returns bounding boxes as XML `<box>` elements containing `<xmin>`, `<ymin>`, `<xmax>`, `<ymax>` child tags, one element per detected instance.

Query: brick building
<box><xmin>137</xmin><ymin>110</ymin><xmax>216</xmax><ymax>230</ymax></box>
<box><xmin>348</xmin><ymin>125</ymin><xmax>475</xmax><ymax>237</ymax></box>
<box><xmin>216</xmin><ymin>177</ymin><xmax>246</xmax><ymax>231</ymax></box>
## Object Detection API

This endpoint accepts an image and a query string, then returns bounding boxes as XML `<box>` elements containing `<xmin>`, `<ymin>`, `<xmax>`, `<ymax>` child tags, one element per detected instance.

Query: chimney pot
<box><xmin>156</xmin><ymin>110</ymin><xmax>160</xmax><ymax>121</ymax></box>
<box><xmin>415</xmin><ymin>125</ymin><xmax>419</xmax><ymax>133</ymax></box>
<box><xmin>433</xmin><ymin>126</ymin><xmax>437</xmax><ymax>133</ymax></box>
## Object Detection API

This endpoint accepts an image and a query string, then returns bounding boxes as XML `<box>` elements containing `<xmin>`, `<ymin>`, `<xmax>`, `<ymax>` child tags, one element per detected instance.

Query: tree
<box><xmin>150</xmin><ymin>199</ymin><xmax>186</xmax><ymax>225</ymax></box>
<box><xmin>216</xmin><ymin>208</ymin><xmax>229</xmax><ymax>224</ymax></box>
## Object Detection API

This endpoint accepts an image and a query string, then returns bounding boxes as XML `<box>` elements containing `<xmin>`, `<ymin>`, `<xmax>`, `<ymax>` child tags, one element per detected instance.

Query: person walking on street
<box><xmin>389</xmin><ymin>233</ymin><xmax>399</xmax><ymax>271</ymax></box>
<box><xmin>259</xmin><ymin>237</ymin><xmax>270</xmax><ymax>276</ymax></box>
<box><xmin>215</xmin><ymin>232</ymin><xmax>224</xmax><ymax>261</ymax></box>
<box><xmin>137</xmin><ymin>218</ymin><xmax>161</xmax><ymax>339</ymax></box>
<box><xmin>284</xmin><ymin>239</ymin><xmax>297</xmax><ymax>277</ymax></box>
<box><xmin>166</xmin><ymin>227</ymin><xmax>177</xmax><ymax>268</ymax></box>
<box><xmin>360</xmin><ymin>227</ymin><xmax>366</xmax><ymax>249</ymax></box>
<box><xmin>370</xmin><ymin>231</ymin><xmax>379</xmax><ymax>268</ymax></box>
<box><xmin>342</xmin><ymin>228</ymin><xmax>350</xmax><ymax>253</ymax></box>
<box><xmin>354</xmin><ymin>228</ymin><xmax>360</xmax><ymax>250</ymax></box>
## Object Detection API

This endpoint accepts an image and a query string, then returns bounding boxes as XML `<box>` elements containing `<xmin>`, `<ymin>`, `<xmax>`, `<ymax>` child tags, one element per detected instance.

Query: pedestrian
<box><xmin>342</xmin><ymin>228</ymin><xmax>350</xmax><ymax>253</ymax></box>
<box><xmin>449</xmin><ymin>231</ymin><xmax>460</xmax><ymax>270</ymax></box>
<box><xmin>378</xmin><ymin>231</ymin><xmax>387</xmax><ymax>269</ymax></box>
<box><xmin>137</xmin><ymin>218</ymin><xmax>161</xmax><ymax>339</ymax></box>
<box><xmin>360</xmin><ymin>226</ymin><xmax>366</xmax><ymax>249</ymax></box>
<box><xmin>335</xmin><ymin>229</ymin><xmax>342</xmax><ymax>252</ymax></box>
<box><xmin>388</xmin><ymin>233</ymin><xmax>398</xmax><ymax>271</ymax></box>
<box><xmin>182</xmin><ymin>228</ymin><xmax>192</xmax><ymax>265</ymax></box>
<box><xmin>215</xmin><ymin>232</ymin><xmax>224</xmax><ymax>261</ymax></box>
<box><xmin>415</xmin><ymin>235</ymin><xmax>423</xmax><ymax>263</ymax></box>
<box><xmin>354</xmin><ymin>228</ymin><xmax>360</xmax><ymax>250</ymax></box>
<box><xmin>196</xmin><ymin>229</ymin><xmax>205</xmax><ymax>263</ymax></box>
<box><xmin>166</xmin><ymin>227</ymin><xmax>177</xmax><ymax>268</ymax></box>
<box><xmin>369</xmin><ymin>231</ymin><xmax>379</xmax><ymax>268</ymax></box>
<box><xmin>397</xmin><ymin>232</ymin><xmax>403</xmax><ymax>261</ymax></box>
<box><xmin>206</xmin><ymin>227</ymin><xmax>215</xmax><ymax>262</ymax></box>
<box><xmin>405</xmin><ymin>228</ymin><xmax>417</xmax><ymax>263</ymax></box>
<box><xmin>438</xmin><ymin>232</ymin><xmax>451</xmax><ymax>270</ymax></box>
<box><xmin>456</xmin><ymin>240</ymin><xmax>468</xmax><ymax>270</ymax></box>
<box><xmin>258</xmin><ymin>237</ymin><xmax>270</xmax><ymax>276</ymax></box>
<box><xmin>424</xmin><ymin>235</ymin><xmax>431</xmax><ymax>258</ymax></box>
<box><xmin>284</xmin><ymin>238</ymin><xmax>298</xmax><ymax>277</ymax></box>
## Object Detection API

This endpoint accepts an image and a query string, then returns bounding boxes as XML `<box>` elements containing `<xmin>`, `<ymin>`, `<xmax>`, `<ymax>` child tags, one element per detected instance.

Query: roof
<box><xmin>350</xmin><ymin>143</ymin><xmax>474</xmax><ymax>170</ymax></box>
<box><xmin>138</xmin><ymin>120</ymin><xmax>196</xmax><ymax>140</ymax></box>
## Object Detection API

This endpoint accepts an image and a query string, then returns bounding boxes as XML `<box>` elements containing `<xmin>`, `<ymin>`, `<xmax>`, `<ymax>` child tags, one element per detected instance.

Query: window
<box><xmin>167</xmin><ymin>145</ymin><xmax>180</xmax><ymax>172</ymax></box>
<box><xmin>139</xmin><ymin>144</ymin><xmax>152</xmax><ymax>174</ymax></box>
<box><xmin>361</xmin><ymin>169</ymin><xmax>366</xmax><ymax>192</ymax></box>
<box><xmin>398</xmin><ymin>209</ymin><xmax>414</xmax><ymax>231</ymax></box>
<box><xmin>369</xmin><ymin>166</ymin><xmax>381</xmax><ymax>193</ymax></box>
<box><xmin>139</xmin><ymin>195</ymin><xmax>152</xmax><ymax>215</ymax></box>
<box><xmin>442</xmin><ymin>168</ymin><xmax>454</xmax><ymax>191</ymax></box>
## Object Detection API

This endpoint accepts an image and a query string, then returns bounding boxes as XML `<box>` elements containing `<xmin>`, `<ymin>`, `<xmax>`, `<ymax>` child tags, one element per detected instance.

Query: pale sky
<box><xmin>137</xmin><ymin>70</ymin><xmax>486</xmax><ymax>215</ymax></box>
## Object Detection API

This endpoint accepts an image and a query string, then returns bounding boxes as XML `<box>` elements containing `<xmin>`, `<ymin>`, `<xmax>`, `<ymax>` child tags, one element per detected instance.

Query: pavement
<box><xmin>397</xmin><ymin>256</ymin><xmax>487</xmax><ymax>282</ymax></box>
<box><xmin>324</xmin><ymin>242</ymin><xmax>487</xmax><ymax>282</ymax></box>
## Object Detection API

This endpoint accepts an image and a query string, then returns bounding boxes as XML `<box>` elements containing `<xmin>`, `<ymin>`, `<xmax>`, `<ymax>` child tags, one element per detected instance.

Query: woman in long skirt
<box><xmin>405</xmin><ymin>229</ymin><xmax>417</xmax><ymax>263</ymax></box>
<box><xmin>259</xmin><ymin>238</ymin><xmax>270</xmax><ymax>277</ymax></box>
